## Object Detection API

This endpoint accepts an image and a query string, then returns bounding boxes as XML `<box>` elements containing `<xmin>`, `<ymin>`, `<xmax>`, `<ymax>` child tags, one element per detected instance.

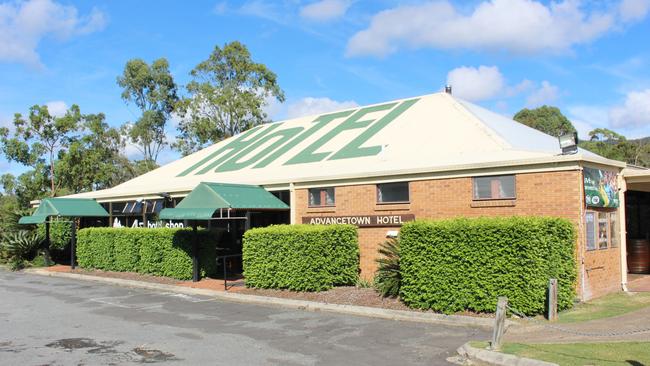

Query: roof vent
<box><xmin>444</xmin><ymin>85</ymin><xmax>452</xmax><ymax>94</ymax></box>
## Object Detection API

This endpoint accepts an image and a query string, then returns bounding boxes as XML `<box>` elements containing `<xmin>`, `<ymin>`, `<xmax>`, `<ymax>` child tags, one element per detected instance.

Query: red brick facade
<box><xmin>295</xmin><ymin>169</ymin><xmax>622</xmax><ymax>300</ymax></box>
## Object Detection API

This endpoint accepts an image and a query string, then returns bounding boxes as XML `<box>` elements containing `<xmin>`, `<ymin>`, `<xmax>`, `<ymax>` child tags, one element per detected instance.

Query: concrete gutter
<box><xmin>25</xmin><ymin>268</ymin><xmax>503</xmax><ymax>330</ymax></box>
<box><xmin>455</xmin><ymin>342</ymin><xmax>558</xmax><ymax>366</ymax></box>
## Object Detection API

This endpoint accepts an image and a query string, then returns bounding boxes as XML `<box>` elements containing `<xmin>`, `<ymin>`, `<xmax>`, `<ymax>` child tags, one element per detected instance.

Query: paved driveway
<box><xmin>0</xmin><ymin>270</ymin><xmax>487</xmax><ymax>365</ymax></box>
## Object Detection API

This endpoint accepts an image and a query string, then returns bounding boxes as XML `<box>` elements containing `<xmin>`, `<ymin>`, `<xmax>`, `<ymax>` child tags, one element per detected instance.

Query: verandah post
<box><xmin>192</xmin><ymin>221</ymin><xmax>199</xmax><ymax>282</ymax></box>
<box><xmin>70</xmin><ymin>219</ymin><xmax>77</xmax><ymax>270</ymax></box>
<box><xmin>43</xmin><ymin>219</ymin><xmax>52</xmax><ymax>266</ymax></box>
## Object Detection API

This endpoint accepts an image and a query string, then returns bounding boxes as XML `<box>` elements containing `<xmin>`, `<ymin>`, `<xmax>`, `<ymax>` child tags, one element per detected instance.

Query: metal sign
<box><xmin>302</xmin><ymin>214</ymin><xmax>415</xmax><ymax>227</ymax></box>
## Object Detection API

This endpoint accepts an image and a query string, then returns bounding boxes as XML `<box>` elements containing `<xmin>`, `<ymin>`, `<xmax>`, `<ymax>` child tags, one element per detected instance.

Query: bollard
<box><xmin>548</xmin><ymin>278</ymin><xmax>558</xmax><ymax>322</ymax></box>
<box><xmin>490</xmin><ymin>297</ymin><xmax>508</xmax><ymax>351</ymax></box>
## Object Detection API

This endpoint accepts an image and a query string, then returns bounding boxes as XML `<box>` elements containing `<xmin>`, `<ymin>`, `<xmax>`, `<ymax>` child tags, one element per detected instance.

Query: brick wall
<box><xmin>295</xmin><ymin>169</ymin><xmax>622</xmax><ymax>300</ymax></box>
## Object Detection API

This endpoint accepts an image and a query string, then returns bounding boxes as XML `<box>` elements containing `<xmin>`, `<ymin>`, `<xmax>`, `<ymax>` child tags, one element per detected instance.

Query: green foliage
<box><xmin>117</xmin><ymin>58</ymin><xmax>178</xmax><ymax>165</ymax></box>
<box><xmin>55</xmin><ymin>113</ymin><xmax>128</xmax><ymax>192</ymax></box>
<box><xmin>76</xmin><ymin>228</ymin><xmax>221</xmax><ymax>280</ymax></box>
<box><xmin>37</xmin><ymin>220</ymin><xmax>72</xmax><ymax>250</ymax></box>
<box><xmin>0</xmin><ymin>104</ymin><xmax>82</xmax><ymax>196</ymax></box>
<box><xmin>175</xmin><ymin>41</ymin><xmax>285</xmax><ymax>155</ymax></box>
<box><xmin>579</xmin><ymin>128</ymin><xmax>650</xmax><ymax>167</ymax></box>
<box><xmin>513</xmin><ymin>106</ymin><xmax>576</xmax><ymax>137</ymax></box>
<box><xmin>374</xmin><ymin>238</ymin><xmax>401</xmax><ymax>297</ymax></box>
<box><xmin>399</xmin><ymin>217</ymin><xmax>577</xmax><ymax>315</ymax></box>
<box><xmin>243</xmin><ymin>225</ymin><xmax>358</xmax><ymax>291</ymax></box>
<box><xmin>0</xmin><ymin>196</ymin><xmax>28</xmax><ymax>233</ymax></box>
<box><xmin>1</xmin><ymin>230</ymin><xmax>42</xmax><ymax>270</ymax></box>
<box><xmin>355</xmin><ymin>277</ymin><xmax>374</xmax><ymax>289</ymax></box>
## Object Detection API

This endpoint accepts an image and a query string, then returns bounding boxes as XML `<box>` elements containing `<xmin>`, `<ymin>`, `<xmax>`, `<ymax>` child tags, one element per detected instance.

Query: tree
<box><xmin>117</xmin><ymin>58</ymin><xmax>178</xmax><ymax>168</ymax></box>
<box><xmin>56</xmin><ymin>113</ymin><xmax>128</xmax><ymax>192</ymax></box>
<box><xmin>0</xmin><ymin>104</ymin><xmax>82</xmax><ymax>196</ymax></box>
<box><xmin>175</xmin><ymin>41</ymin><xmax>285</xmax><ymax>155</ymax></box>
<box><xmin>579</xmin><ymin>128</ymin><xmax>650</xmax><ymax>167</ymax></box>
<box><xmin>1</xmin><ymin>168</ymin><xmax>50</xmax><ymax>207</ymax></box>
<box><xmin>513</xmin><ymin>106</ymin><xmax>576</xmax><ymax>137</ymax></box>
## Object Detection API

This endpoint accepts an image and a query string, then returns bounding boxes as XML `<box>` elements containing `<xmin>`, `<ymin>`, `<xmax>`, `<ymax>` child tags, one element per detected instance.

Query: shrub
<box><xmin>243</xmin><ymin>224</ymin><xmax>358</xmax><ymax>291</ymax></box>
<box><xmin>1</xmin><ymin>230</ymin><xmax>43</xmax><ymax>270</ymax></box>
<box><xmin>37</xmin><ymin>220</ymin><xmax>73</xmax><ymax>250</ymax></box>
<box><xmin>76</xmin><ymin>228</ymin><xmax>221</xmax><ymax>280</ymax></box>
<box><xmin>374</xmin><ymin>238</ymin><xmax>401</xmax><ymax>297</ymax></box>
<box><xmin>399</xmin><ymin>217</ymin><xmax>577</xmax><ymax>315</ymax></box>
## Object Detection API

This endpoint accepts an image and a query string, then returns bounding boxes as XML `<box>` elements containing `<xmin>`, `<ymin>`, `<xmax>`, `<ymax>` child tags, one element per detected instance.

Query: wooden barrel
<box><xmin>628</xmin><ymin>239</ymin><xmax>650</xmax><ymax>274</ymax></box>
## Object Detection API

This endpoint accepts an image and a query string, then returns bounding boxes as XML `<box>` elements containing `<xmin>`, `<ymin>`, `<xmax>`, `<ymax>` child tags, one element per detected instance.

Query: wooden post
<box><xmin>548</xmin><ymin>278</ymin><xmax>558</xmax><ymax>322</ymax></box>
<box><xmin>490</xmin><ymin>297</ymin><xmax>508</xmax><ymax>351</ymax></box>
<box><xmin>192</xmin><ymin>221</ymin><xmax>199</xmax><ymax>282</ymax></box>
<box><xmin>70</xmin><ymin>220</ymin><xmax>77</xmax><ymax>270</ymax></box>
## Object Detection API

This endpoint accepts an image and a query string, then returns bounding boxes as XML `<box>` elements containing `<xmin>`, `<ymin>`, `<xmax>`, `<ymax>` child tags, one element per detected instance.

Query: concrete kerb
<box><xmin>24</xmin><ymin>268</ymin><xmax>503</xmax><ymax>330</ymax></box>
<box><xmin>456</xmin><ymin>342</ymin><xmax>558</xmax><ymax>366</ymax></box>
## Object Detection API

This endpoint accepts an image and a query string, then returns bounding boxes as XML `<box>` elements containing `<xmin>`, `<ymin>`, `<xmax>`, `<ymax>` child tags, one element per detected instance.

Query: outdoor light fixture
<box><xmin>558</xmin><ymin>132</ymin><xmax>578</xmax><ymax>155</ymax></box>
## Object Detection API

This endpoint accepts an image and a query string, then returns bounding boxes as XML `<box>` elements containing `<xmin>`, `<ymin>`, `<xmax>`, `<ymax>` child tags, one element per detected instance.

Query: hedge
<box><xmin>76</xmin><ymin>228</ymin><xmax>222</xmax><ymax>280</ymax></box>
<box><xmin>399</xmin><ymin>217</ymin><xmax>577</xmax><ymax>315</ymax></box>
<box><xmin>243</xmin><ymin>224</ymin><xmax>359</xmax><ymax>291</ymax></box>
<box><xmin>37</xmin><ymin>221</ymin><xmax>72</xmax><ymax>250</ymax></box>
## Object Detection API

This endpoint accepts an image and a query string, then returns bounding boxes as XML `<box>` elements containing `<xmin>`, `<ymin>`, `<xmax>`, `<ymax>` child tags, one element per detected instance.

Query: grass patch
<box><xmin>502</xmin><ymin>342</ymin><xmax>650</xmax><ymax>366</ymax></box>
<box><xmin>559</xmin><ymin>292</ymin><xmax>650</xmax><ymax>323</ymax></box>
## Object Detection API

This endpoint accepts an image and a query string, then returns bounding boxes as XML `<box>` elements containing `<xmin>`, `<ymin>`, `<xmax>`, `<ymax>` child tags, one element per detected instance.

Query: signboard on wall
<box><xmin>302</xmin><ymin>214</ymin><xmax>415</xmax><ymax>227</ymax></box>
<box><xmin>584</xmin><ymin>167</ymin><xmax>619</xmax><ymax>208</ymax></box>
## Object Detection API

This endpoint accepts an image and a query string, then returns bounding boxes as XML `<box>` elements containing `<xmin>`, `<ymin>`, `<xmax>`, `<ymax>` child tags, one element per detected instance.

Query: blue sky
<box><xmin>1</xmin><ymin>0</ymin><xmax>649</xmax><ymax>177</ymax></box>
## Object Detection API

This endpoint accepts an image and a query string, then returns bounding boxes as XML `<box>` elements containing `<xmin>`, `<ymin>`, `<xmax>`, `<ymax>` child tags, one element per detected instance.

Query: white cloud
<box><xmin>567</xmin><ymin>105</ymin><xmax>607</xmax><ymax>139</ymax></box>
<box><xmin>525</xmin><ymin>81</ymin><xmax>559</xmax><ymax>107</ymax></box>
<box><xmin>45</xmin><ymin>100</ymin><xmax>68</xmax><ymax>117</ymax></box>
<box><xmin>300</xmin><ymin>0</ymin><xmax>351</xmax><ymax>22</ymax></box>
<box><xmin>568</xmin><ymin>90</ymin><xmax>650</xmax><ymax>139</ymax></box>
<box><xmin>446</xmin><ymin>65</ymin><xmax>505</xmax><ymax>101</ymax></box>
<box><xmin>619</xmin><ymin>0</ymin><xmax>650</xmax><ymax>22</ymax></box>
<box><xmin>609</xmin><ymin>89</ymin><xmax>650</xmax><ymax>128</ymax></box>
<box><xmin>286</xmin><ymin>97</ymin><xmax>358</xmax><ymax>119</ymax></box>
<box><xmin>213</xmin><ymin>1</ymin><xmax>228</xmax><ymax>15</ymax></box>
<box><xmin>0</xmin><ymin>0</ymin><xmax>107</xmax><ymax>66</ymax></box>
<box><xmin>346</xmin><ymin>0</ymin><xmax>635</xmax><ymax>57</ymax></box>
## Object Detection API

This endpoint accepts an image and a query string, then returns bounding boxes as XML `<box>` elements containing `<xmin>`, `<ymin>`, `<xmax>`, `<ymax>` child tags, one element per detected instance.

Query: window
<box><xmin>473</xmin><ymin>175</ymin><xmax>516</xmax><ymax>200</ymax></box>
<box><xmin>585</xmin><ymin>210</ymin><xmax>619</xmax><ymax>251</ymax></box>
<box><xmin>585</xmin><ymin>212</ymin><xmax>596</xmax><ymax>251</ymax></box>
<box><xmin>377</xmin><ymin>182</ymin><xmax>409</xmax><ymax>203</ymax></box>
<box><xmin>597</xmin><ymin>212</ymin><xmax>609</xmax><ymax>249</ymax></box>
<box><xmin>122</xmin><ymin>201</ymin><xmax>143</xmax><ymax>214</ymax></box>
<box><xmin>308</xmin><ymin>187</ymin><xmax>335</xmax><ymax>207</ymax></box>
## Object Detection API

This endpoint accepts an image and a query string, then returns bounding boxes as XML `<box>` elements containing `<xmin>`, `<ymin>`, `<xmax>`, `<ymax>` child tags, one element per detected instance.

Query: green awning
<box><xmin>159</xmin><ymin>182</ymin><xmax>289</xmax><ymax>220</ymax></box>
<box><xmin>19</xmin><ymin>197</ymin><xmax>109</xmax><ymax>225</ymax></box>
<box><xmin>18</xmin><ymin>214</ymin><xmax>49</xmax><ymax>224</ymax></box>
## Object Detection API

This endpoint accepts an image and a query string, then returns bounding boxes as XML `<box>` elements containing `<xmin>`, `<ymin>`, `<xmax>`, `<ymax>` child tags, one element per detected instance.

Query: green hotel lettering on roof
<box><xmin>176</xmin><ymin>98</ymin><xmax>419</xmax><ymax>177</ymax></box>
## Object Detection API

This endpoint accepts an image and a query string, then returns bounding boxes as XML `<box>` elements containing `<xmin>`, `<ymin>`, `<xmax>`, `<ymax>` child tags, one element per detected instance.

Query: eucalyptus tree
<box><xmin>513</xmin><ymin>105</ymin><xmax>577</xmax><ymax>137</ymax></box>
<box><xmin>117</xmin><ymin>58</ymin><xmax>178</xmax><ymax>168</ymax></box>
<box><xmin>175</xmin><ymin>41</ymin><xmax>285</xmax><ymax>156</ymax></box>
<box><xmin>56</xmin><ymin>113</ymin><xmax>127</xmax><ymax>192</ymax></box>
<box><xmin>0</xmin><ymin>104</ymin><xmax>82</xmax><ymax>196</ymax></box>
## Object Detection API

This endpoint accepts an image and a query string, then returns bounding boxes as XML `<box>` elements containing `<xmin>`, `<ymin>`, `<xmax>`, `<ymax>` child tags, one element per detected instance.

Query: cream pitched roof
<box><xmin>69</xmin><ymin>92</ymin><xmax>625</xmax><ymax>201</ymax></box>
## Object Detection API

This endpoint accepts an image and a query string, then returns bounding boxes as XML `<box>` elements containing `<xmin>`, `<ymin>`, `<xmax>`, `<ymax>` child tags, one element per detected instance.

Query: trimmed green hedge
<box><xmin>243</xmin><ymin>224</ymin><xmax>359</xmax><ymax>291</ymax></box>
<box><xmin>37</xmin><ymin>221</ymin><xmax>72</xmax><ymax>250</ymax></box>
<box><xmin>399</xmin><ymin>217</ymin><xmax>577</xmax><ymax>315</ymax></box>
<box><xmin>76</xmin><ymin>228</ymin><xmax>221</xmax><ymax>280</ymax></box>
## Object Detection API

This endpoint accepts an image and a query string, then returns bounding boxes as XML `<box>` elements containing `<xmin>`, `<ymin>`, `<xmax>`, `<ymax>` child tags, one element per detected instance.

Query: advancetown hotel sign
<box><xmin>302</xmin><ymin>215</ymin><xmax>415</xmax><ymax>227</ymax></box>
